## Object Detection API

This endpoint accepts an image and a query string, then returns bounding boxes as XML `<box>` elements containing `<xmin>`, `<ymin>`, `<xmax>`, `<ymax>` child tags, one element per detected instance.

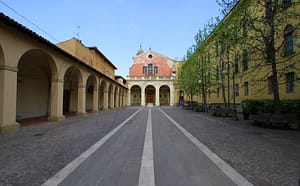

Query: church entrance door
<box><xmin>145</xmin><ymin>85</ymin><xmax>156</xmax><ymax>105</ymax></box>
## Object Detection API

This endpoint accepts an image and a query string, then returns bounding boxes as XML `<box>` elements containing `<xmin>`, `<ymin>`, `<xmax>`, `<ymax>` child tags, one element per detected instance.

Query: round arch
<box><xmin>130</xmin><ymin>85</ymin><xmax>141</xmax><ymax>106</ymax></box>
<box><xmin>99</xmin><ymin>80</ymin><xmax>107</xmax><ymax>110</ymax></box>
<box><xmin>86</xmin><ymin>75</ymin><xmax>97</xmax><ymax>112</ymax></box>
<box><xmin>16</xmin><ymin>49</ymin><xmax>58</xmax><ymax>121</ymax></box>
<box><xmin>63</xmin><ymin>66</ymin><xmax>83</xmax><ymax>114</ymax></box>
<box><xmin>145</xmin><ymin>85</ymin><xmax>156</xmax><ymax>105</ymax></box>
<box><xmin>159</xmin><ymin>85</ymin><xmax>170</xmax><ymax>106</ymax></box>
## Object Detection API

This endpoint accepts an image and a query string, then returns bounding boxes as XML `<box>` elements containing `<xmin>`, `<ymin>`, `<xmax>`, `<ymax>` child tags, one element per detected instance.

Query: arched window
<box><xmin>154</xmin><ymin>66</ymin><xmax>158</xmax><ymax>74</ymax></box>
<box><xmin>148</xmin><ymin>64</ymin><xmax>153</xmax><ymax>74</ymax></box>
<box><xmin>284</xmin><ymin>25</ymin><xmax>294</xmax><ymax>55</ymax></box>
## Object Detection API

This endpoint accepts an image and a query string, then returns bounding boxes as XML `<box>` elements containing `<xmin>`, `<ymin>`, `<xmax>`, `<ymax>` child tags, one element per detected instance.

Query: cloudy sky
<box><xmin>0</xmin><ymin>0</ymin><xmax>221</xmax><ymax>77</ymax></box>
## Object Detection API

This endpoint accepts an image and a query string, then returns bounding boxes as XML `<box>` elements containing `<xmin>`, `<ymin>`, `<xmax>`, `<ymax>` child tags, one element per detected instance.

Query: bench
<box><xmin>211</xmin><ymin>106</ymin><xmax>235</xmax><ymax>117</ymax></box>
<box><xmin>250</xmin><ymin>112</ymin><xmax>292</xmax><ymax>128</ymax></box>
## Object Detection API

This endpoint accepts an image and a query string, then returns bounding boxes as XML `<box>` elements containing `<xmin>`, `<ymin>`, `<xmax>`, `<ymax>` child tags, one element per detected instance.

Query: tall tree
<box><xmin>176</xmin><ymin>48</ymin><xmax>199</xmax><ymax>106</ymax></box>
<box><xmin>194</xmin><ymin>26</ymin><xmax>213</xmax><ymax>112</ymax></box>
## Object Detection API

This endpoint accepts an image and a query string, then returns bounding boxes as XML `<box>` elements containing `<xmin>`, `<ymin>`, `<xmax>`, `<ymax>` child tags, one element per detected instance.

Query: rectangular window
<box><xmin>244</xmin><ymin>82</ymin><xmax>249</xmax><ymax>96</ymax></box>
<box><xmin>286</xmin><ymin>72</ymin><xmax>295</xmax><ymax>93</ymax></box>
<box><xmin>285</xmin><ymin>34</ymin><xmax>294</xmax><ymax>54</ymax></box>
<box><xmin>234</xmin><ymin>83</ymin><xmax>239</xmax><ymax>97</ymax></box>
<box><xmin>154</xmin><ymin>66</ymin><xmax>158</xmax><ymax>74</ymax></box>
<box><xmin>268</xmin><ymin>76</ymin><xmax>274</xmax><ymax>95</ymax></box>
<box><xmin>143</xmin><ymin>66</ymin><xmax>147</xmax><ymax>74</ymax></box>
<box><xmin>234</xmin><ymin>54</ymin><xmax>239</xmax><ymax>73</ymax></box>
<box><xmin>148</xmin><ymin>64</ymin><xmax>153</xmax><ymax>74</ymax></box>
<box><xmin>242</xmin><ymin>49</ymin><xmax>248</xmax><ymax>71</ymax></box>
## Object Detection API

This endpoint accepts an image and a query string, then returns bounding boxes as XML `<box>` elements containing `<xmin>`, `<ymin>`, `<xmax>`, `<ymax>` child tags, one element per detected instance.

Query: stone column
<box><xmin>115</xmin><ymin>92</ymin><xmax>119</xmax><ymax>108</ymax></box>
<box><xmin>127</xmin><ymin>89</ymin><xmax>131</xmax><ymax>106</ymax></box>
<box><xmin>155</xmin><ymin>86</ymin><xmax>160</xmax><ymax>106</ymax></box>
<box><xmin>111</xmin><ymin>87</ymin><xmax>115</xmax><ymax>109</ymax></box>
<box><xmin>170</xmin><ymin>85</ymin><xmax>174</xmax><ymax>106</ymax></box>
<box><xmin>92</xmin><ymin>87</ymin><xmax>99</xmax><ymax>112</ymax></box>
<box><xmin>0</xmin><ymin>66</ymin><xmax>20</xmax><ymax>134</ymax></box>
<box><xmin>48</xmin><ymin>79</ymin><xmax>65</xmax><ymax>122</ymax></box>
<box><xmin>141</xmin><ymin>87</ymin><xmax>145</xmax><ymax>106</ymax></box>
<box><xmin>76</xmin><ymin>85</ymin><xmax>87</xmax><ymax>116</ymax></box>
<box><xmin>103</xmin><ymin>90</ymin><xmax>108</xmax><ymax>110</ymax></box>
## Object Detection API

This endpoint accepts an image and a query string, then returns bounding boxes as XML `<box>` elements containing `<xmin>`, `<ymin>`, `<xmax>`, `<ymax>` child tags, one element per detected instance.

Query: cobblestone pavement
<box><xmin>162</xmin><ymin>107</ymin><xmax>300</xmax><ymax>186</ymax></box>
<box><xmin>0</xmin><ymin>108</ymin><xmax>139</xmax><ymax>186</ymax></box>
<box><xmin>0</xmin><ymin>106</ymin><xmax>299</xmax><ymax>186</ymax></box>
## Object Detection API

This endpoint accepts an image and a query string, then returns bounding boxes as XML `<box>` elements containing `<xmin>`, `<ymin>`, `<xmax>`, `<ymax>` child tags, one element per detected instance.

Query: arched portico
<box><xmin>130</xmin><ymin>85</ymin><xmax>141</xmax><ymax>106</ymax></box>
<box><xmin>159</xmin><ymin>85</ymin><xmax>170</xmax><ymax>106</ymax></box>
<box><xmin>16</xmin><ymin>49</ymin><xmax>57</xmax><ymax>120</ymax></box>
<box><xmin>127</xmin><ymin>80</ymin><xmax>174</xmax><ymax>107</ymax></box>
<box><xmin>145</xmin><ymin>85</ymin><xmax>156</xmax><ymax>105</ymax></box>
<box><xmin>63</xmin><ymin>66</ymin><xmax>84</xmax><ymax>115</ymax></box>
<box><xmin>0</xmin><ymin>16</ymin><xmax>129</xmax><ymax>134</ymax></box>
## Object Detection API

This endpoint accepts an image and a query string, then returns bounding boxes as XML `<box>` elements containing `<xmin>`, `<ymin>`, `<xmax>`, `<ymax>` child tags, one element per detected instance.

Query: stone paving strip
<box><xmin>138</xmin><ymin>108</ymin><xmax>155</xmax><ymax>186</ymax></box>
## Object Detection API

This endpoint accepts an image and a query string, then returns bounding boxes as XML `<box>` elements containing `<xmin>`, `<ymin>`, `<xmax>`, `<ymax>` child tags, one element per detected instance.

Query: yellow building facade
<box><xmin>180</xmin><ymin>0</ymin><xmax>300</xmax><ymax>106</ymax></box>
<box><xmin>0</xmin><ymin>13</ymin><xmax>128</xmax><ymax>134</ymax></box>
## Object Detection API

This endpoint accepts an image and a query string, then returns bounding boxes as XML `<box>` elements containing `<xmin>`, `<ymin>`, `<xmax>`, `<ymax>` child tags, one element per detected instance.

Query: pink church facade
<box><xmin>127</xmin><ymin>48</ymin><xmax>177</xmax><ymax>106</ymax></box>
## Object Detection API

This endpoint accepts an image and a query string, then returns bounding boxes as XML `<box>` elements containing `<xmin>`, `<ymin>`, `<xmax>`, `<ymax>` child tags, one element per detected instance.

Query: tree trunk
<box><xmin>221</xmin><ymin>74</ymin><xmax>227</xmax><ymax>109</ymax></box>
<box><xmin>266</xmin><ymin>0</ymin><xmax>281</xmax><ymax>114</ymax></box>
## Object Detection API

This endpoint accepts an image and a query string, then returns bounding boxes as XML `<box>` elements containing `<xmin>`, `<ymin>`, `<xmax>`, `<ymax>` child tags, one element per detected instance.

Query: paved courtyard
<box><xmin>0</xmin><ymin>107</ymin><xmax>299</xmax><ymax>186</ymax></box>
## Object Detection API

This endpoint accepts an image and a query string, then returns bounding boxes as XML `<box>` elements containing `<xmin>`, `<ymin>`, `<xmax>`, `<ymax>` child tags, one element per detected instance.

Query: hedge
<box><xmin>241</xmin><ymin>99</ymin><xmax>300</xmax><ymax>114</ymax></box>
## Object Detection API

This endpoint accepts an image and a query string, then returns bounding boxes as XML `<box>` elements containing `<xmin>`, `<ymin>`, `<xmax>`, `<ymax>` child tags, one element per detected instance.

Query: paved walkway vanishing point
<box><xmin>0</xmin><ymin>106</ymin><xmax>299</xmax><ymax>186</ymax></box>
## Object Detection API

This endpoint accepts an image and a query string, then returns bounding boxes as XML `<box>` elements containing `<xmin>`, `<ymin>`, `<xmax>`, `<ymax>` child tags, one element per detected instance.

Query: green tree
<box><xmin>194</xmin><ymin>26</ymin><xmax>213</xmax><ymax>112</ymax></box>
<box><xmin>176</xmin><ymin>48</ymin><xmax>199</xmax><ymax>106</ymax></box>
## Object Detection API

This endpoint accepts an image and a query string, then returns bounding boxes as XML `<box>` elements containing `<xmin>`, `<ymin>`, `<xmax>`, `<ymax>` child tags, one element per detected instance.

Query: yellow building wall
<box><xmin>194</xmin><ymin>0</ymin><xmax>300</xmax><ymax>105</ymax></box>
<box><xmin>57</xmin><ymin>38</ymin><xmax>115</xmax><ymax>80</ymax></box>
